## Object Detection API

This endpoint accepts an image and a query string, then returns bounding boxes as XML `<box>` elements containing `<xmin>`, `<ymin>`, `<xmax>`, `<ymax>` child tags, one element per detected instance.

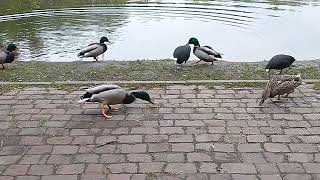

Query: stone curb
<box><xmin>0</xmin><ymin>79</ymin><xmax>319</xmax><ymax>85</ymax></box>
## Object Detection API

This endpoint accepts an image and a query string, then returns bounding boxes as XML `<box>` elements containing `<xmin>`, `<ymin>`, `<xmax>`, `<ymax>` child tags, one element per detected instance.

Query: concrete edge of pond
<box><xmin>0</xmin><ymin>79</ymin><xmax>319</xmax><ymax>85</ymax></box>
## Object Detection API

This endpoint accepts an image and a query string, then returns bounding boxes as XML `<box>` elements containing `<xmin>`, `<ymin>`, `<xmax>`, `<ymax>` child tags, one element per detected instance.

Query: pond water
<box><xmin>0</xmin><ymin>0</ymin><xmax>319</xmax><ymax>62</ymax></box>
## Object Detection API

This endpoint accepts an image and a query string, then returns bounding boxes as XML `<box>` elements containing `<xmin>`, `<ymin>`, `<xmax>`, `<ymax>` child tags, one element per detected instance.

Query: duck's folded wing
<box><xmin>84</xmin><ymin>45</ymin><xmax>105</xmax><ymax>57</ymax></box>
<box><xmin>91</xmin><ymin>88</ymin><xmax>127</xmax><ymax>104</ymax></box>
<box><xmin>85</xmin><ymin>84</ymin><xmax>121</xmax><ymax>94</ymax></box>
<box><xmin>0</xmin><ymin>51</ymin><xmax>7</xmax><ymax>63</ymax></box>
<box><xmin>80</xmin><ymin>43</ymin><xmax>99</xmax><ymax>54</ymax></box>
<box><xmin>200</xmin><ymin>46</ymin><xmax>222</xmax><ymax>58</ymax></box>
<box><xmin>194</xmin><ymin>48</ymin><xmax>215</xmax><ymax>61</ymax></box>
<box><xmin>272</xmin><ymin>75</ymin><xmax>301</xmax><ymax>85</ymax></box>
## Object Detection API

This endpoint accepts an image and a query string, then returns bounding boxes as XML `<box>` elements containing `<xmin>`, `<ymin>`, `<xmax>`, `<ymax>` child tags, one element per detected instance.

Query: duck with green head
<box><xmin>78</xmin><ymin>84</ymin><xmax>154</xmax><ymax>119</ymax></box>
<box><xmin>188</xmin><ymin>37</ymin><xmax>222</xmax><ymax>65</ymax></box>
<box><xmin>77</xmin><ymin>36</ymin><xmax>110</xmax><ymax>61</ymax></box>
<box><xmin>0</xmin><ymin>43</ymin><xmax>19</xmax><ymax>69</ymax></box>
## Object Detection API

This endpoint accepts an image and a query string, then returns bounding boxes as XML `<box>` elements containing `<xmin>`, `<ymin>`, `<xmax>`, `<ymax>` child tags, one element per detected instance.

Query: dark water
<box><xmin>0</xmin><ymin>0</ymin><xmax>319</xmax><ymax>62</ymax></box>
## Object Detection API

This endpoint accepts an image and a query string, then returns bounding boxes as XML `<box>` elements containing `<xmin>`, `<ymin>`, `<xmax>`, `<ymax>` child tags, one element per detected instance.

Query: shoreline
<box><xmin>15</xmin><ymin>58</ymin><xmax>320</xmax><ymax>65</ymax></box>
<box><xmin>1</xmin><ymin>59</ymin><xmax>319</xmax><ymax>81</ymax></box>
<box><xmin>1</xmin><ymin>59</ymin><xmax>319</xmax><ymax>92</ymax></box>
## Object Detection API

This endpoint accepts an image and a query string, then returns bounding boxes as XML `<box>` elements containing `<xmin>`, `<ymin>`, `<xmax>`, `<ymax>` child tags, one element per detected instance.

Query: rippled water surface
<box><xmin>0</xmin><ymin>0</ymin><xmax>319</xmax><ymax>62</ymax></box>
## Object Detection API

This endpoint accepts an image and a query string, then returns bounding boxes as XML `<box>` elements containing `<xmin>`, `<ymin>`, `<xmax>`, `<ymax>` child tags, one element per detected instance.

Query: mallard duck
<box><xmin>173</xmin><ymin>43</ymin><xmax>191</xmax><ymax>64</ymax></box>
<box><xmin>0</xmin><ymin>44</ymin><xmax>19</xmax><ymax>69</ymax></box>
<box><xmin>188</xmin><ymin>37</ymin><xmax>222</xmax><ymax>65</ymax></box>
<box><xmin>266</xmin><ymin>54</ymin><xmax>295</xmax><ymax>75</ymax></box>
<box><xmin>77</xmin><ymin>36</ymin><xmax>110</xmax><ymax>61</ymax></box>
<box><xmin>78</xmin><ymin>84</ymin><xmax>154</xmax><ymax>119</ymax></box>
<box><xmin>259</xmin><ymin>74</ymin><xmax>302</xmax><ymax>106</ymax></box>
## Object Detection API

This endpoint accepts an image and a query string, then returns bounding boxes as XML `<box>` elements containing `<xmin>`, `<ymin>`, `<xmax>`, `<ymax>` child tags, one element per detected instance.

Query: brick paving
<box><xmin>0</xmin><ymin>84</ymin><xmax>320</xmax><ymax>179</ymax></box>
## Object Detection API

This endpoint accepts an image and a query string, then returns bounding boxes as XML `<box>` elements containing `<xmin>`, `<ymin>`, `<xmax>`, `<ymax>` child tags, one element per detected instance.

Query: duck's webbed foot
<box><xmin>94</xmin><ymin>57</ymin><xmax>99</xmax><ymax>62</ymax></box>
<box><xmin>1</xmin><ymin>64</ymin><xmax>4</xmax><ymax>69</ymax></box>
<box><xmin>277</xmin><ymin>95</ymin><xmax>281</xmax><ymax>100</ymax></box>
<box><xmin>101</xmin><ymin>105</ymin><xmax>112</xmax><ymax>119</ymax></box>
<box><xmin>107</xmin><ymin>105</ymin><xmax>120</xmax><ymax>112</ymax></box>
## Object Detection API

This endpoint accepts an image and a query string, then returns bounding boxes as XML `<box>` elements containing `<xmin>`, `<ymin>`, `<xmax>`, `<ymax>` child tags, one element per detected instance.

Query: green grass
<box><xmin>1</xmin><ymin>60</ymin><xmax>320</xmax><ymax>82</ymax></box>
<box><xmin>0</xmin><ymin>60</ymin><xmax>228</xmax><ymax>82</ymax></box>
<box><xmin>0</xmin><ymin>60</ymin><xmax>319</xmax><ymax>93</ymax></box>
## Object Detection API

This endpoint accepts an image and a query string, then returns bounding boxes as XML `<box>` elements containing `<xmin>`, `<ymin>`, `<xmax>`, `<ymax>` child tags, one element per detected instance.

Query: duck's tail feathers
<box><xmin>78</xmin><ymin>98</ymin><xmax>90</xmax><ymax>103</ymax></box>
<box><xmin>77</xmin><ymin>52</ymin><xmax>85</xmax><ymax>58</ymax></box>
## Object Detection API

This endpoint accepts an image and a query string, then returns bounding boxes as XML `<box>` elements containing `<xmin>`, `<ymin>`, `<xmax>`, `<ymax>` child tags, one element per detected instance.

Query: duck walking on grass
<box><xmin>173</xmin><ymin>43</ymin><xmax>191</xmax><ymax>65</ymax></box>
<box><xmin>188</xmin><ymin>37</ymin><xmax>222</xmax><ymax>65</ymax></box>
<box><xmin>0</xmin><ymin>44</ymin><xmax>19</xmax><ymax>69</ymax></box>
<box><xmin>266</xmin><ymin>54</ymin><xmax>295</xmax><ymax>75</ymax></box>
<box><xmin>78</xmin><ymin>36</ymin><xmax>110</xmax><ymax>61</ymax></box>
<box><xmin>78</xmin><ymin>84</ymin><xmax>154</xmax><ymax>119</ymax></box>
<box><xmin>259</xmin><ymin>74</ymin><xmax>302</xmax><ymax>106</ymax></box>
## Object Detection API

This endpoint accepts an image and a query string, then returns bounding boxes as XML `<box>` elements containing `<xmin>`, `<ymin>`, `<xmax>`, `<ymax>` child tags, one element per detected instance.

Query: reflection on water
<box><xmin>0</xmin><ymin>0</ymin><xmax>319</xmax><ymax>62</ymax></box>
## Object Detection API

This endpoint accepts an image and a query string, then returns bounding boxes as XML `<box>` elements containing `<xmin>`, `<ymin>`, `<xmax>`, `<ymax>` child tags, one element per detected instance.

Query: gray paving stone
<box><xmin>220</xmin><ymin>163</ymin><xmax>257</xmax><ymax>174</ymax></box>
<box><xmin>277</xmin><ymin>163</ymin><xmax>305</xmax><ymax>173</ymax></box>
<box><xmin>165</xmin><ymin>163</ymin><xmax>197</xmax><ymax>174</ymax></box>
<box><xmin>1</xmin><ymin>84</ymin><xmax>320</xmax><ymax>178</ymax></box>
<box><xmin>283</xmin><ymin>174</ymin><xmax>311</xmax><ymax>180</ymax></box>
<box><xmin>231</xmin><ymin>174</ymin><xmax>258</xmax><ymax>180</ymax></box>
<box><xmin>289</xmin><ymin>144</ymin><xmax>318</xmax><ymax>153</ymax></box>
<box><xmin>287</xmin><ymin>153</ymin><xmax>313</xmax><ymax>162</ymax></box>
<box><xmin>237</xmin><ymin>144</ymin><xmax>262</xmax><ymax>152</ymax></box>
<box><xmin>259</xmin><ymin>175</ymin><xmax>282</xmax><ymax>180</ymax></box>
<box><xmin>241</xmin><ymin>153</ymin><xmax>266</xmax><ymax>163</ymax></box>
<box><xmin>303</xmin><ymin>163</ymin><xmax>320</xmax><ymax>173</ymax></box>
<box><xmin>264</xmin><ymin>143</ymin><xmax>290</xmax><ymax>152</ymax></box>
<box><xmin>255</xmin><ymin>164</ymin><xmax>279</xmax><ymax>174</ymax></box>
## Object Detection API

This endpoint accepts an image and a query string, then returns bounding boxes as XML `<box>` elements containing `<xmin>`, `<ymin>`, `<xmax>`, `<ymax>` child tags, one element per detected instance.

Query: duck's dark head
<box><xmin>132</xmin><ymin>91</ymin><xmax>154</xmax><ymax>104</ymax></box>
<box><xmin>6</xmin><ymin>44</ymin><xmax>19</xmax><ymax>58</ymax></box>
<box><xmin>100</xmin><ymin>37</ymin><xmax>110</xmax><ymax>43</ymax></box>
<box><xmin>7</xmin><ymin>44</ymin><xmax>18</xmax><ymax>52</ymax></box>
<box><xmin>188</xmin><ymin>37</ymin><xmax>200</xmax><ymax>46</ymax></box>
<box><xmin>289</xmin><ymin>56</ymin><xmax>296</xmax><ymax>64</ymax></box>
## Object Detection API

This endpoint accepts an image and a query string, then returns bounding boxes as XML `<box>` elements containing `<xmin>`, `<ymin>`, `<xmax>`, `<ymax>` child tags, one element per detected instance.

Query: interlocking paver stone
<box><xmin>4</xmin><ymin>165</ymin><xmax>29</xmax><ymax>175</ymax></box>
<box><xmin>220</xmin><ymin>163</ymin><xmax>257</xmax><ymax>174</ymax></box>
<box><xmin>165</xmin><ymin>163</ymin><xmax>197</xmax><ymax>174</ymax></box>
<box><xmin>28</xmin><ymin>165</ymin><xmax>54</xmax><ymax>175</ymax></box>
<box><xmin>56</xmin><ymin>164</ymin><xmax>85</xmax><ymax>174</ymax></box>
<box><xmin>1</xmin><ymin>84</ymin><xmax>320</xmax><ymax>179</ymax></box>
<box><xmin>278</xmin><ymin>163</ymin><xmax>305</xmax><ymax>173</ymax></box>
<box><xmin>108</xmin><ymin>163</ymin><xmax>137</xmax><ymax>173</ymax></box>
<box><xmin>139</xmin><ymin>162</ymin><xmax>165</xmax><ymax>173</ymax></box>
<box><xmin>283</xmin><ymin>174</ymin><xmax>311</xmax><ymax>180</ymax></box>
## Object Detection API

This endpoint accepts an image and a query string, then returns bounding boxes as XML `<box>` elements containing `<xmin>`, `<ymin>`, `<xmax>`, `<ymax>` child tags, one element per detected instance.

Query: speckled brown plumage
<box><xmin>259</xmin><ymin>74</ymin><xmax>302</xmax><ymax>106</ymax></box>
